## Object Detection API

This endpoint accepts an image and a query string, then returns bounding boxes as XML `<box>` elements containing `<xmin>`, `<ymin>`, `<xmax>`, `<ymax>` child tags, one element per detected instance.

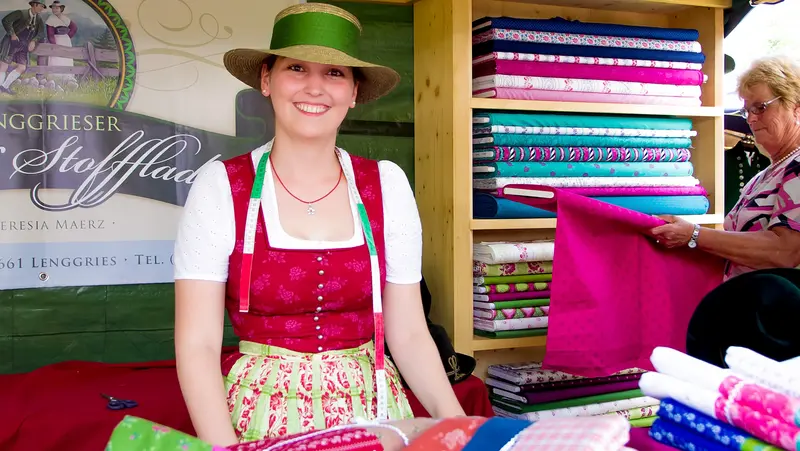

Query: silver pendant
<box><xmin>307</xmin><ymin>204</ymin><xmax>316</xmax><ymax>215</ymax></box>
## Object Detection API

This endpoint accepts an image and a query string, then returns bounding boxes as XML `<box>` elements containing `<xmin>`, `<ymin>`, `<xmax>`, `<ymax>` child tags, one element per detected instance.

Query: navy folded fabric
<box><xmin>461</xmin><ymin>417</ymin><xmax>531</xmax><ymax>451</ymax></box>
<box><xmin>650</xmin><ymin>418</ymin><xmax>730</xmax><ymax>451</ymax></box>
<box><xmin>472</xmin><ymin>16</ymin><xmax>700</xmax><ymax>41</ymax></box>
<box><xmin>473</xmin><ymin>40</ymin><xmax>706</xmax><ymax>64</ymax></box>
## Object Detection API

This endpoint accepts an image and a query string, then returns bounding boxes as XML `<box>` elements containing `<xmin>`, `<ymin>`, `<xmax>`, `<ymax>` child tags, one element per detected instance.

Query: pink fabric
<box><xmin>473</xmin><ymin>60</ymin><xmax>705</xmax><ymax>86</ymax></box>
<box><xmin>505</xmin><ymin>186</ymin><xmax>724</xmax><ymax>377</ymax></box>
<box><xmin>627</xmin><ymin>428</ymin><xmax>673</xmax><ymax>451</ymax></box>
<box><xmin>713</xmin><ymin>395</ymin><xmax>800</xmax><ymax>450</ymax></box>
<box><xmin>500</xmin><ymin>185</ymin><xmax>708</xmax><ymax>197</ymax></box>
<box><xmin>719</xmin><ymin>375</ymin><xmax>800</xmax><ymax>429</ymax></box>
<box><xmin>473</xmin><ymin>87</ymin><xmax>702</xmax><ymax>106</ymax></box>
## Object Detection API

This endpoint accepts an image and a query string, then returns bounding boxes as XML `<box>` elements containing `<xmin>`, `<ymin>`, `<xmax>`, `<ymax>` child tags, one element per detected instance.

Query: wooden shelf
<box><xmin>414</xmin><ymin>0</ymin><xmax>726</xmax><ymax>364</ymax></box>
<box><xmin>471</xmin><ymin>98</ymin><xmax>724</xmax><ymax>118</ymax></box>
<box><xmin>471</xmin><ymin>214</ymin><xmax>725</xmax><ymax>231</ymax></box>
<box><xmin>353</xmin><ymin>0</ymin><xmax>731</xmax><ymax>9</ymax></box>
<box><xmin>472</xmin><ymin>335</ymin><xmax>548</xmax><ymax>351</ymax></box>
<box><xmin>489</xmin><ymin>0</ymin><xmax>730</xmax><ymax>13</ymax></box>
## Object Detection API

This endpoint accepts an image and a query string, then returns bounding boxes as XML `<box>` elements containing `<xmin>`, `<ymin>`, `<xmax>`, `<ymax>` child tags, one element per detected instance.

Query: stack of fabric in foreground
<box><xmin>640</xmin><ymin>346</ymin><xmax>800</xmax><ymax>450</ymax></box>
<box><xmin>471</xmin><ymin>16</ymin><xmax>706</xmax><ymax>106</ymax></box>
<box><xmin>473</xmin><ymin>240</ymin><xmax>554</xmax><ymax>339</ymax></box>
<box><xmin>107</xmin><ymin>413</ymin><xmax>637</xmax><ymax>450</ymax></box>
<box><xmin>472</xmin><ymin>111</ymin><xmax>710</xmax><ymax>220</ymax></box>
<box><xmin>487</xmin><ymin>361</ymin><xmax>660</xmax><ymax>429</ymax></box>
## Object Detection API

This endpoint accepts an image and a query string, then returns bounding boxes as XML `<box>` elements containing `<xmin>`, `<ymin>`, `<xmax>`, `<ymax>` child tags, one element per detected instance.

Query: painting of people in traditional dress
<box><xmin>45</xmin><ymin>0</ymin><xmax>77</xmax><ymax>85</ymax></box>
<box><xmin>0</xmin><ymin>0</ymin><xmax>126</xmax><ymax>106</ymax></box>
<box><xmin>0</xmin><ymin>1</ymin><xmax>46</xmax><ymax>94</ymax></box>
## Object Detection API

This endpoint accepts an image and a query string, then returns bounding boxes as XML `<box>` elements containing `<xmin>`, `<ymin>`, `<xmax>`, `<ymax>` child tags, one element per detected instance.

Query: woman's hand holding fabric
<box><xmin>649</xmin><ymin>215</ymin><xmax>695</xmax><ymax>248</ymax></box>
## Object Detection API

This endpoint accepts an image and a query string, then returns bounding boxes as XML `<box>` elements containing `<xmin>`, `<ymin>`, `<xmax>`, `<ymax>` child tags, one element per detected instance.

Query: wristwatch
<box><xmin>688</xmin><ymin>224</ymin><xmax>701</xmax><ymax>248</ymax></box>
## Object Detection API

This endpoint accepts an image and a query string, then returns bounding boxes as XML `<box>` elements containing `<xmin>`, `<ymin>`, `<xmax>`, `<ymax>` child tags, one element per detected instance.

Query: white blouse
<box><xmin>173</xmin><ymin>143</ymin><xmax>423</xmax><ymax>285</ymax></box>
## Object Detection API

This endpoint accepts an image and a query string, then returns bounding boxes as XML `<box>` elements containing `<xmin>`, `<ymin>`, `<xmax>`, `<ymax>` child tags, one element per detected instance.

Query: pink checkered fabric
<box><xmin>227</xmin><ymin>427</ymin><xmax>382</xmax><ymax>451</ymax></box>
<box><xmin>510</xmin><ymin>416</ymin><xmax>630</xmax><ymax>450</ymax></box>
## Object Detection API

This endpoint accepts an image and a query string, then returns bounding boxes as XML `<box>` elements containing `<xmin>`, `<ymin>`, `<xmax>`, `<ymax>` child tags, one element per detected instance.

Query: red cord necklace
<box><xmin>270</xmin><ymin>157</ymin><xmax>343</xmax><ymax>215</ymax></box>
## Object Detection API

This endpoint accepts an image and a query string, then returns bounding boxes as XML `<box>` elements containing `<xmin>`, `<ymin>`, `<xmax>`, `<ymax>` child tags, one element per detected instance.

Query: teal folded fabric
<box><xmin>473</xmin><ymin>161</ymin><xmax>694</xmax><ymax>178</ymax></box>
<box><xmin>473</xmin><ymin>112</ymin><xmax>694</xmax><ymax>130</ymax></box>
<box><xmin>474</xmin><ymin>133</ymin><xmax>693</xmax><ymax>148</ymax></box>
<box><xmin>473</xmin><ymin>193</ymin><xmax>710</xmax><ymax>219</ymax></box>
<box><xmin>472</xmin><ymin>147</ymin><xmax>693</xmax><ymax>163</ymax></box>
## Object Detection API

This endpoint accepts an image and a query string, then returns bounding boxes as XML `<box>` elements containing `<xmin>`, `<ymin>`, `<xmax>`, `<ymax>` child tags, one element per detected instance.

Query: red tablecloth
<box><xmin>0</xmin><ymin>358</ymin><xmax>492</xmax><ymax>451</ymax></box>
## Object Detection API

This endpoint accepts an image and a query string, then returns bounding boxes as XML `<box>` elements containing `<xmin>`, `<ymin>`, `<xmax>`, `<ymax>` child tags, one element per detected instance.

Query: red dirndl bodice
<box><xmin>221</xmin><ymin>151</ymin><xmax>387</xmax><ymax>372</ymax></box>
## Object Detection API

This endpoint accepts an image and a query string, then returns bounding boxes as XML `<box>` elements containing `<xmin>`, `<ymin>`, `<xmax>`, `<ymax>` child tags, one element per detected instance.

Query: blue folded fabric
<box><xmin>473</xmin><ymin>192</ymin><xmax>709</xmax><ymax>219</ymax></box>
<box><xmin>658</xmin><ymin>398</ymin><xmax>779</xmax><ymax>450</ymax></box>
<box><xmin>461</xmin><ymin>417</ymin><xmax>532</xmax><ymax>451</ymax></box>
<box><xmin>472</xmin><ymin>16</ymin><xmax>700</xmax><ymax>41</ymax></box>
<box><xmin>650</xmin><ymin>418</ymin><xmax>731</xmax><ymax>451</ymax></box>
<box><xmin>473</xmin><ymin>40</ymin><xmax>706</xmax><ymax>64</ymax></box>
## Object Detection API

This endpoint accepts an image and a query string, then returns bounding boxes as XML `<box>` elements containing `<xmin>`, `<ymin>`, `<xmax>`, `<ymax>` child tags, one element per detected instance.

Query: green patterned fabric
<box><xmin>473</xmin><ymin>112</ymin><xmax>694</xmax><ymax>130</ymax></box>
<box><xmin>478</xmin><ymin>274</ymin><xmax>553</xmax><ymax>285</ymax></box>
<box><xmin>492</xmin><ymin>389</ymin><xmax>645</xmax><ymax>413</ymax></box>
<box><xmin>474</xmin><ymin>329</ymin><xmax>548</xmax><ymax>338</ymax></box>
<box><xmin>105</xmin><ymin>416</ymin><xmax>215</xmax><ymax>451</ymax></box>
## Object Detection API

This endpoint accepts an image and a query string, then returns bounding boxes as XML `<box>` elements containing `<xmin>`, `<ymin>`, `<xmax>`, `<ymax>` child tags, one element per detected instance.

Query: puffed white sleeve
<box><xmin>378</xmin><ymin>160</ymin><xmax>423</xmax><ymax>284</ymax></box>
<box><xmin>173</xmin><ymin>161</ymin><xmax>235</xmax><ymax>282</ymax></box>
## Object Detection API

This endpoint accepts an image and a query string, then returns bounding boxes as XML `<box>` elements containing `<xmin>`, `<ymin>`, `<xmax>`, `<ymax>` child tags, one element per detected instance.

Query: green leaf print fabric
<box><xmin>105</xmin><ymin>416</ymin><xmax>216</xmax><ymax>451</ymax></box>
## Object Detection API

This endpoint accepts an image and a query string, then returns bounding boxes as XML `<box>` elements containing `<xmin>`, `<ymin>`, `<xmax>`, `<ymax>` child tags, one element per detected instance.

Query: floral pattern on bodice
<box><xmin>222</xmin><ymin>152</ymin><xmax>387</xmax><ymax>359</ymax></box>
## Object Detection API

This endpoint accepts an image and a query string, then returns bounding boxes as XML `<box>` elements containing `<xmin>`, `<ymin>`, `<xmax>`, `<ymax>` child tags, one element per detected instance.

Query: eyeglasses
<box><xmin>733</xmin><ymin>96</ymin><xmax>782</xmax><ymax>118</ymax></box>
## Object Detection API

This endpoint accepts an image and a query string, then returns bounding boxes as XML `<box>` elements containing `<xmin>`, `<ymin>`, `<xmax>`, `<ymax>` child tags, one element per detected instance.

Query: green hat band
<box><xmin>270</xmin><ymin>12</ymin><xmax>360</xmax><ymax>58</ymax></box>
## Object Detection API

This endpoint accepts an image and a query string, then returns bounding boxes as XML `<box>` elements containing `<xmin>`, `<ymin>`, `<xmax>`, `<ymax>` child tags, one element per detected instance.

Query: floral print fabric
<box><xmin>472</xmin><ymin>51</ymin><xmax>704</xmax><ymax>70</ymax></box>
<box><xmin>473</xmin><ymin>74</ymin><xmax>702</xmax><ymax>98</ymax></box>
<box><xmin>225</xmin><ymin>341</ymin><xmax>413</xmax><ymax>442</ymax></box>
<box><xmin>472</xmin><ymin>28</ymin><xmax>702</xmax><ymax>53</ymax></box>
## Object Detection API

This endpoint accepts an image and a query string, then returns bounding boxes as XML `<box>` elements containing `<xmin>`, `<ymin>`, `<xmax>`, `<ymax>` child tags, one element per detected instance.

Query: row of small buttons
<box><xmin>316</xmin><ymin>255</ymin><xmax>325</xmax><ymax>351</ymax></box>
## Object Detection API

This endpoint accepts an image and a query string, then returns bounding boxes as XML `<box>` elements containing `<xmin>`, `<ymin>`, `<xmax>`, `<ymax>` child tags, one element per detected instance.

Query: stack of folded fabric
<box><xmin>472</xmin><ymin>111</ymin><xmax>710</xmax><ymax>219</ymax></box>
<box><xmin>471</xmin><ymin>16</ymin><xmax>707</xmax><ymax>106</ymax></box>
<box><xmin>640</xmin><ymin>346</ymin><xmax>800</xmax><ymax>451</ymax></box>
<box><xmin>487</xmin><ymin>361</ymin><xmax>660</xmax><ymax>428</ymax></box>
<box><xmin>473</xmin><ymin>240</ymin><xmax>554</xmax><ymax>339</ymax></box>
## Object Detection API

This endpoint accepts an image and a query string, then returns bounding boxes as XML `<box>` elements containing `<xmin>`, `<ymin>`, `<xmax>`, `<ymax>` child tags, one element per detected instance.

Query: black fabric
<box><xmin>385</xmin><ymin>278</ymin><xmax>476</xmax><ymax>386</ymax></box>
<box><xmin>725</xmin><ymin>112</ymin><xmax>750</xmax><ymax>135</ymax></box>
<box><xmin>687</xmin><ymin>268</ymin><xmax>800</xmax><ymax>368</ymax></box>
<box><xmin>725</xmin><ymin>0</ymin><xmax>754</xmax><ymax>37</ymax></box>
<box><xmin>724</xmin><ymin>140</ymin><xmax>769</xmax><ymax>215</ymax></box>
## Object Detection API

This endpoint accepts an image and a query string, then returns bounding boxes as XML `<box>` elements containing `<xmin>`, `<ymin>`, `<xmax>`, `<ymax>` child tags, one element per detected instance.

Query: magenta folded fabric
<box><xmin>476</xmin><ymin>290</ymin><xmax>551</xmax><ymax>302</ymax></box>
<box><xmin>517</xmin><ymin>379</ymin><xmax>643</xmax><ymax>404</ymax></box>
<box><xmin>473</xmin><ymin>87</ymin><xmax>702</xmax><ymax>106</ymax></box>
<box><xmin>504</xmin><ymin>187</ymin><xmax>724</xmax><ymax>377</ymax></box>
<box><xmin>500</xmin><ymin>184</ymin><xmax>708</xmax><ymax>197</ymax></box>
<box><xmin>473</xmin><ymin>60</ymin><xmax>706</xmax><ymax>86</ymax></box>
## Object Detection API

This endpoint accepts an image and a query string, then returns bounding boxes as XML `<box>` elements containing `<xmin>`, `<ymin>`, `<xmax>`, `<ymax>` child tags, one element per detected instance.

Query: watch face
<box><xmin>688</xmin><ymin>241</ymin><xmax>697</xmax><ymax>248</ymax></box>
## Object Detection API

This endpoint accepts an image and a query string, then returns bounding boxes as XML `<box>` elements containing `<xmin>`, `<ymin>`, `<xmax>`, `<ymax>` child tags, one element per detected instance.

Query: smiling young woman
<box><xmin>170</xmin><ymin>3</ymin><xmax>464</xmax><ymax>447</ymax></box>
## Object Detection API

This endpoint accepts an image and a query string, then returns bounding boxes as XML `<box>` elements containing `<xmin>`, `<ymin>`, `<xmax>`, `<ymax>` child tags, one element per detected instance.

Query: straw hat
<box><xmin>223</xmin><ymin>3</ymin><xmax>400</xmax><ymax>104</ymax></box>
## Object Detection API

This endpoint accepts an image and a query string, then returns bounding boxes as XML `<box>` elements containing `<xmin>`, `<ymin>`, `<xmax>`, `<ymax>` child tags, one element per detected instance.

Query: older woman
<box><xmin>650</xmin><ymin>56</ymin><xmax>800</xmax><ymax>280</ymax></box>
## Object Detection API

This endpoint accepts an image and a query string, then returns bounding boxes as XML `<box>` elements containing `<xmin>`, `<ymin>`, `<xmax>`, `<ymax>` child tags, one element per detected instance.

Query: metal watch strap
<box><xmin>688</xmin><ymin>224</ymin><xmax>700</xmax><ymax>248</ymax></box>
